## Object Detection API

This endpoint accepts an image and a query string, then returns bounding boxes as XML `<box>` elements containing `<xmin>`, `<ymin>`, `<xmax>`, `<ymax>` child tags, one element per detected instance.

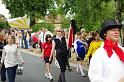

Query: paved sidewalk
<box><xmin>20</xmin><ymin>48</ymin><xmax>89</xmax><ymax>71</ymax></box>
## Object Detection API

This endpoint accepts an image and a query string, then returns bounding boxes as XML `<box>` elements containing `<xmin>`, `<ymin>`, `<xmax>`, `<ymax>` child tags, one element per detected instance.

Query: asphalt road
<box><xmin>1</xmin><ymin>51</ymin><xmax>90</xmax><ymax>82</ymax></box>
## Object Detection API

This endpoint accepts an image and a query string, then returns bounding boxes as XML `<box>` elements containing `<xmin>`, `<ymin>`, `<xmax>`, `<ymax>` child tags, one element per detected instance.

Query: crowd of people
<box><xmin>0</xmin><ymin>19</ymin><xmax>124</xmax><ymax>82</ymax></box>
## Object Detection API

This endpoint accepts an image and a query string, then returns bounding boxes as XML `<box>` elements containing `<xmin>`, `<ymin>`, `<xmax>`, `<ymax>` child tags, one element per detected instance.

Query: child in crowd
<box><xmin>1</xmin><ymin>35</ymin><xmax>24</xmax><ymax>82</ymax></box>
<box><xmin>74</xmin><ymin>32</ymin><xmax>86</xmax><ymax>77</ymax></box>
<box><xmin>42</xmin><ymin>34</ymin><xmax>53</xmax><ymax>81</ymax></box>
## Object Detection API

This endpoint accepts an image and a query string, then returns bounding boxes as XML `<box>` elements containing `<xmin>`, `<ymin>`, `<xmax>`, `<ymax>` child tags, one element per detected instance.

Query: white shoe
<box><xmin>45</xmin><ymin>73</ymin><xmax>50</xmax><ymax>79</ymax></box>
<box><xmin>49</xmin><ymin>76</ymin><xmax>53</xmax><ymax>80</ymax></box>
<box><xmin>46</xmin><ymin>75</ymin><xmax>50</xmax><ymax>79</ymax></box>
<box><xmin>81</xmin><ymin>73</ymin><xmax>86</xmax><ymax>77</ymax></box>
<box><xmin>48</xmin><ymin>73</ymin><xmax>53</xmax><ymax>80</ymax></box>
<box><xmin>57</xmin><ymin>66</ymin><xmax>60</xmax><ymax>69</ymax></box>
<box><xmin>45</xmin><ymin>72</ymin><xmax>47</xmax><ymax>78</ymax></box>
<box><xmin>76</xmin><ymin>68</ymin><xmax>79</xmax><ymax>73</ymax></box>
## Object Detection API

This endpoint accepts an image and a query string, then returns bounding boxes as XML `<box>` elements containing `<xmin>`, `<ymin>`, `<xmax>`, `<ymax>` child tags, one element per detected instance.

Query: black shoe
<box><xmin>57</xmin><ymin>75</ymin><xmax>62</xmax><ymax>82</ymax></box>
<box><xmin>68</xmin><ymin>68</ymin><xmax>72</xmax><ymax>71</ymax></box>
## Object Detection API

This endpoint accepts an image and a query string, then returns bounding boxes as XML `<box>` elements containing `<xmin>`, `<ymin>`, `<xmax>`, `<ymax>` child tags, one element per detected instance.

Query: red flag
<box><xmin>68</xmin><ymin>24</ymin><xmax>74</xmax><ymax>49</ymax></box>
<box><xmin>67</xmin><ymin>19</ymin><xmax>77</xmax><ymax>49</ymax></box>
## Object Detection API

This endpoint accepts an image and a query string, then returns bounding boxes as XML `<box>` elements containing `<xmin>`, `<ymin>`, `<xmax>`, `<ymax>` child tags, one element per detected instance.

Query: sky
<box><xmin>0</xmin><ymin>0</ymin><xmax>10</xmax><ymax>19</ymax></box>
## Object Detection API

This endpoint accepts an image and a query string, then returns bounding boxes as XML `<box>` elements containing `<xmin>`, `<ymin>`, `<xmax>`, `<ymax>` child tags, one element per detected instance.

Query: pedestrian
<box><xmin>39</xmin><ymin>28</ymin><xmax>47</xmax><ymax>52</ymax></box>
<box><xmin>50</xmin><ymin>27</ymin><xmax>68</xmax><ymax>82</ymax></box>
<box><xmin>74</xmin><ymin>32</ymin><xmax>86</xmax><ymax>77</ymax></box>
<box><xmin>88</xmin><ymin>19</ymin><xmax>124</xmax><ymax>82</ymax></box>
<box><xmin>1</xmin><ymin>35</ymin><xmax>24</xmax><ymax>82</ymax></box>
<box><xmin>42</xmin><ymin>34</ymin><xmax>53</xmax><ymax>80</ymax></box>
<box><xmin>53</xmin><ymin>28</ymin><xmax>60</xmax><ymax>69</ymax></box>
<box><xmin>31</xmin><ymin>32</ymin><xmax>39</xmax><ymax>48</ymax></box>
<box><xmin>0</xmin><ymin>29</ymin><xmax>7</xmax><ymax>82</ymax></box>
<box><xmin>62</xmin><ymin>29</ymin><xmax>72</xmax><ymax>71</ymax></box>
<box><xmin>0</xmin><ymin>29</ymin><xmax>4</xmax><ymax>59</ymax></box>
<box><xmin>16</xmin><ymin>31</ymin><xmax>23</xmax><ymax>48</ymax></box>
<box><xmin>84</xmin><ymin>32</ymin><xmax>102</xmax><ymax>63</ymax></box>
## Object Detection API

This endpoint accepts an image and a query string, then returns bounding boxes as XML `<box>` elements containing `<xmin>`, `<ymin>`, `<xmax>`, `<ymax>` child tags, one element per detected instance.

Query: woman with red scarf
<box><xmin>88</xmin><ymin>19</ymin><xmax>124</xmax><ymax>82</ymax></box>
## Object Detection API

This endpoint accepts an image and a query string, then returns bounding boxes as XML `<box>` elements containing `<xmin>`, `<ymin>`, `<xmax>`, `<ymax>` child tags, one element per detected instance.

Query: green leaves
<box><xmin>59</xmin><ymin>0</ymin><xmax>120</xmax><ymax>31</ymax></box>
<box><xmin>2</xmin><ymin>0</ymin><xmax>124</xmax><ymax>32</ymax></box>
<box><xmin>2</xmin><ymin>0</ymin><xmax>52</xmax><ymax>26</ymax></box>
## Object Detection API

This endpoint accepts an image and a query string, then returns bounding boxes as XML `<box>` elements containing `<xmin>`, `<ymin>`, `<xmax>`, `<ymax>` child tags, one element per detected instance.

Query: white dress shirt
<box><xmin>88</xmin><ymin>43</ymin><xmax>124</xmax><ymax>82</ymax></box>
<box><xmin>39</xmin><ymin>32</ymin><xmax>46</xmax><ymax>43</ymax></box>
<box><xmin>1</xmin><ymin>44</ymin><xmax>24</xmax><ymax>68</ymax></box>
<box><xmin>39</xmin><ymin>31</ymin><xmax>53</xmax><ymax>43</ymax></box>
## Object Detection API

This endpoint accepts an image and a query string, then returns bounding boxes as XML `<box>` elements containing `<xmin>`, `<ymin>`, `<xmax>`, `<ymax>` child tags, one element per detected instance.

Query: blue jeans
<box><xmin>6</xmin><ymin>65</ymin><xmax>18</xmax><ymax>82</ymax></box>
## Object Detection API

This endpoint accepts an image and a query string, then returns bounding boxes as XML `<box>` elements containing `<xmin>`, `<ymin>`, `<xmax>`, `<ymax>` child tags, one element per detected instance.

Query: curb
<box><xmin>20</xmin><ymin>49</ymin><xmax>88</xmax><ymax>71</ymax></box>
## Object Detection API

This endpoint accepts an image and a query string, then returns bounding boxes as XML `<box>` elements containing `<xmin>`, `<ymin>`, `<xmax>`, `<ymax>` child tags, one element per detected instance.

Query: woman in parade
<box><xmin>84</xmin><ymin>32</ymin><xmax>102</xmax><ymax>63</ymax></box>
<box><xmin>50</xmin><ymin>27</ymin><xmax>68</xmax><ymax>82</ymax></box>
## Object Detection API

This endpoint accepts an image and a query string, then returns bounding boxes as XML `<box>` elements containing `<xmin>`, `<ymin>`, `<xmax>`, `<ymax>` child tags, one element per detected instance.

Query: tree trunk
<box><xmin>30</xmin><ymin>19</ymin><xmax>36</xmax><ymax>28</ymax></box>
<box><xmin>115</xmin><ymin>0</ymin><xmax>122</xmax><ymax>23</ymax></box>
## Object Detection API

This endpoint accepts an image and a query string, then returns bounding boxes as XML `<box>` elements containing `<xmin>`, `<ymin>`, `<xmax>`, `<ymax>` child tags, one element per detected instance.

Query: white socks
<box><xmin>77</xmin><ymin>63</ymin><xmax>85</xmax><ymax>76</ymax></box>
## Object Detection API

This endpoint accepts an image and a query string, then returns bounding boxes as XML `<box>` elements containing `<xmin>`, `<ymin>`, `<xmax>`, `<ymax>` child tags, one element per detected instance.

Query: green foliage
<box><xmin>2</xmin><ymin>0</ymin><xmax>52</xmax><ymax>26</ymax></box>
<box><xmin>2</xmin><ymin>0</ymin><xmax>51</xmax><ymax>18</ymax></box>
<box><xmin>61</xmin><ymin>18</ymin><xmax>70</xmax><ymax>29</ymax></box>
<box><xmin>3</xmin><ymin>0</ymin><xmax>124</xmax><ymax>32</ymax></box>
<box><xmin>61</xmin><ymin>0</ymin><xmax>117</xmax><ymax>31</ymax></box>
<box><xmin>0</xmin><ymin>21</ymin><xmax>10</xmax><ymax>29</ymax></box>
<box><xmin>32</xmin><ymin>22</ymin><xmax>55</xmax><ymax>32</ymax></box>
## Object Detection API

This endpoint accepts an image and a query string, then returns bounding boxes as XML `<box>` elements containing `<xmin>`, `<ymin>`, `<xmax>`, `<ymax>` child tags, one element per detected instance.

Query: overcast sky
<box><xmin>0</xmin><ymin>0</ymin><xmax>10</xmax><ymax>19</ymax></box>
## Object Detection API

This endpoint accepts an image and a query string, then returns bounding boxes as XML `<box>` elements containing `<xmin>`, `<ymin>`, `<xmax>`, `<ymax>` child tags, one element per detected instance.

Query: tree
<box><xmin>101</xmin><ymin>0</ymin><xmax>124</xmax><ymax>22</ymax></box>
<box><xmin>2</xmin><ymin>0</ymin><xmax>52</xmax><ymax>27</ymax></box>
<box><xmin>60</xmin><ymin>0</ymin><xmax>117</xmax><ymax>31</ymax></box>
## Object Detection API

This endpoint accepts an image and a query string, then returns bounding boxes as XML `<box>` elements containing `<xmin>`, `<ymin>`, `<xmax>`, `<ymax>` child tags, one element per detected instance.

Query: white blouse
<box><xmin>88</xmin><ymin>43</ymin><xmax>124</xmax><ymax>82</ymax></box>
<box><xmin>1</xmin><ymin>44</ymin><xmax>24</xmax><ymax>68</ymax></box>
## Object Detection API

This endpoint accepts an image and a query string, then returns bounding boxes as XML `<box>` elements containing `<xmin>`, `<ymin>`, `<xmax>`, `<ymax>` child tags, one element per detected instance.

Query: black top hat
<box><xmin>100</xmin><ymin>19</ymin><xmax>122</xmax><ymax>39</ymax></box>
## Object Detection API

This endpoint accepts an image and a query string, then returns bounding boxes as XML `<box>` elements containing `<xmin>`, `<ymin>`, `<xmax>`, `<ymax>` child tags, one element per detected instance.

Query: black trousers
<box><xmin>39</xmin><ymin>42</ymin><xmax>42</xmax><ymax>52</ymax></box>
<box><xmin>32</xmin><ymin>42</ymin><xmax>38</xmax><ymax>48</ymax></box>
<box><xmin>56</xmin><ymin>54</ymin><xmax>67</xmax><ymax>73</ymax></box>
<box><xmin>1</xmin><ymin>63</ymin><xmax>6</xmax><ymax>81</ymax></box>
<box><xmin>56</xmin><ymin>54</ymin><xmax>67</xmax><ymax>82</ymax></box>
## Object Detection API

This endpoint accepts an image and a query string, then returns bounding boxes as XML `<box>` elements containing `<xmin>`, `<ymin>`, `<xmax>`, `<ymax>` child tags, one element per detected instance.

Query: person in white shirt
<box><xmin>88</xmin><ymin>19</ymin><xmax>124</xmax><ymax>82</ymax></box>
<box><xmin>39</xmin><ymin>28</ymin><xmax>53</xmax><ymax>52</ymax></box>
<box><xmin>39</xmin><ymin>28</ymin><xmax>47</xmax><ymax>52</ymax></box>
<box><xmin>1</xmin><ymin>35</ymin><xmax>24</xmax><ymax>82</ymax></box>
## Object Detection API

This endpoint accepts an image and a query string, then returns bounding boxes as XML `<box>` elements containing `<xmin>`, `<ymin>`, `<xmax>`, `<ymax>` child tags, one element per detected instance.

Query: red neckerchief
<box><xmin>104</xmin><ymin>39</ymin><xmax>124</xmax><ymax>63</ymax></box>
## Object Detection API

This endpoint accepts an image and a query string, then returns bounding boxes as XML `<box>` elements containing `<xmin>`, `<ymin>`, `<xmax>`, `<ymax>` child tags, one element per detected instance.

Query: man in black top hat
<box><xmin>88</xmin><ymin>19</ymin><xmax>124</xmax><ymax>82</ymax></box>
